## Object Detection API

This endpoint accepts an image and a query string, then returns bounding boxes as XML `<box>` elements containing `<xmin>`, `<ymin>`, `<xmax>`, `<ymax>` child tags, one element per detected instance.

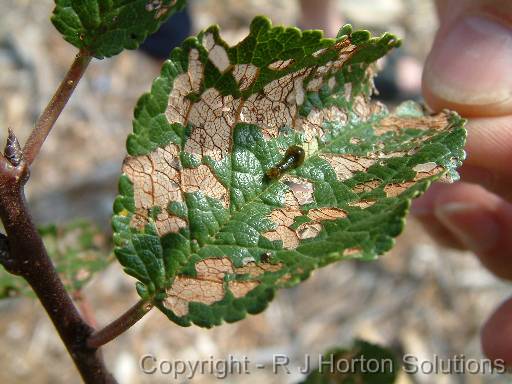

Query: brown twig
<box><xmin>0</xmin><ymin>155</ymin><xmax>116</xmax><ymax>383</ymax></box>
<box><xmin>87</xmin><ymin>299</ymin><xmax>154</xmax><ymax>349</ymax></box>
<box><xmin>23</xmin><ymin>50</ymin><xmax>92</xmax><ymax>165</ymax></box>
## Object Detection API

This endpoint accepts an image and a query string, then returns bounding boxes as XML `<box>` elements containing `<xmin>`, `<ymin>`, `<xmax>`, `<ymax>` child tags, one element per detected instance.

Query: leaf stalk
<box><xmin>87</xmin><ymin>299</ymin><xmax>154</xmax><ymax>349</ymax></box>
<box><xmin>23</xmin><ymin>49</ymin><xmax>92</xmax><ymax>165</ymax></box>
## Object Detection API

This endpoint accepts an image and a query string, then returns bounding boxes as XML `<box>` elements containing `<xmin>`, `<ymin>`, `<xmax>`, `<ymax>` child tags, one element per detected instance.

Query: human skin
<box><xmin>298</xmin><ymin>0</ymin><xmax>343</xmax><ymax>37</ymax></box>
<box><xmin>415</xmin><ymin>0</ymin><xmax>512</xmax><ymax>366</ymax></box>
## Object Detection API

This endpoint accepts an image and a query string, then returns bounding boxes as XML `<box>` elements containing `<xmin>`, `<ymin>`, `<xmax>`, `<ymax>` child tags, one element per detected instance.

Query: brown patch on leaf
<box><xmin>384</xmin><ymin>165</ymin><xmax>444</xmax><ymax>198</ymax></box>
<box><xmin>378</xmin><ymin>151</ymin><xmax>406</xmax><ymax>158</ymax></box>
<box><xmin>307</xmin><ymin>207</ymin><xmax>347</xmax><ymax>221</ymax></box>
<box><xmin>315</xmin><ymin>38</ymin><xmax>357</xmax><ymax>76</ymax></box>
<box><xmin>282</xmin><ymin>176</ymin><xmax>315</xmax><ymax>207</ymax></box>
<box><xmin>166</xmin><ymin>49</ymin><xmax>203</xmax><ymax>125</ymax></box>
<box><xmin>312</xmin><ymin>48</ymin><xmax>328</xmax><ymax>58</ymax></box>
<box><xmin>202</xmin><ymin>33</ymin><xmax>231</xmax><ymax>72</ymax></box>
<box><xmin>348</xmin><ymin>200</ymin><xmax>376</xmax><ymax>209</ymax></box>
<box><xmin>416</xmin><ymin>165</ymin><xmax>445</xmax><ymax>180</ymax></box>
<box><xmin>264</xmin><ymin>206</ymin><xmax>347</xmax><ymax>246</ymax></box>
<box><xmin>321</xmin><ymin>154</ymin><xmax>376</xmax><ymax>181</ymax></box>
<box><xmin>185</xmin><ymin>88</ymin><xmax>241</xmax><ymax>161</ymax></box>
<box><xmin>232</xmin><ymin>64</ymin><xmax>258</xmax><ymax>91</ymax></box>
<box><xmin>375</xmin><ymin>112</ymin><xmax>450</xmax><ymax>135</ymax></box>
<box><xmin>123</xmin><ymin>144</ymin><xmax>187</xmax><ymax>235</ymax></box>
<box><xmin>297</xmin><ymin>222</ymin><xmax>322</xmax><ymax>239</ymax></box>
<box><xmin>343</xmin><ymin>247</ymin><xmax>362</xmax><ymax>256</ymax></box>
<box><xmin>235</xmin><ymin>261</ymin><xmax>282</xmax><ymax>277</ymax></box>
<box><xmin>181</xmin><ymin>165</ymin><xmax>229</xmax><ymax>208</ymax></box>
<box><xmin>298</xmin><ymin>207</ymin><xmax>347</xmax><ymax>239</ymax></box>
<box><xmin>352</xmin><ymin>95</ymin><xmax>371</xmax><ymax>121</ymax></box>
<box><xmin>352</xmin><ymin>180</ymin><xmax>381</xmax><ymax>194</ymax></box>
<box><xmin>300</xmin><ymin>106</ymin><xmax>348</xmax><ymax>144</ymax></box>
<box><xmin>240</xmin><ymin>68</ymin><xmax>311</xmax><ymax>138</ymax></box>
<box><xmin>413</xmin><ymin>162</ymin><xmax>438</xmax><ymax>173</ymax></box>
<box><xmin>306</xmin><ymin>77</ymin><xmax>323</xmax><ymax>92</ymax></box>
<box><xmin>209</xmin><ymin>46</ymin><xmax>230</xmax><ymax>72</ymax></box>
<box><xmin>123</xmin><ymin>143</ymin><xmax>228</xmax><ymax>234</ymax></box>
<box><xmin>263</xmin><ymin>208</ymin><xmax>303</xmax><ymax>249</ymax></box>
<box><xmin>164</xmin><ymin>257</ymin><xmax>283</xmax><ymax>316</ymax></box>
<box><xmin>383</xmin><ymin>182</ymin><xmax>415</xmax><ymax>198</ymax></box>
<box><xmin>268</xmin><ymin>59</ymin><xmax>294</xmax><ymax>71</ymax></box>
<box><xmin>228</xmin><ymin>281</ymin><xmax>260</xmax><ymax>298</ymax></box>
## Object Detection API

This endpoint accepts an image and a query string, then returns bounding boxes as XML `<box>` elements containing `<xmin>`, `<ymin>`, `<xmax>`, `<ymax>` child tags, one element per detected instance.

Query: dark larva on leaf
<box><xmin>260</xmin><ymin>252</ymin><xmax>272</xmax><ymax>263</ymax></box>
<box><xmin>266</xmin><ymin>145</ymin><xmax>305</xmax><ymax>180</ymax></box>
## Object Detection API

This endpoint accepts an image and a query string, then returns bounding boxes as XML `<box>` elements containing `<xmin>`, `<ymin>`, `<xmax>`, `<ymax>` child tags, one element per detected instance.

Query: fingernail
<box><xmin>435</xmin><ymin>202</ymin><xmax>500</xmax><ymax>252</ymax></box>
<box><xmin>424</xmin><ymin>15</ymin><xmax>512</xmax><ymax>106</ymax></box>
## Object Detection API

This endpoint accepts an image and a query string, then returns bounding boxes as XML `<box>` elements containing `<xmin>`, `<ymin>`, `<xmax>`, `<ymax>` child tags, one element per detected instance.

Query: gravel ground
<box><xmin>0</xmin><ymin>1</ymin><xmax>510</xmax><ymax>383</ymax></box>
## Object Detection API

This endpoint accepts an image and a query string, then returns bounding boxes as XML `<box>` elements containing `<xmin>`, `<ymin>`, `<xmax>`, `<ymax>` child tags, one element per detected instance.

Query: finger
<box><xmin>423</xmin><ymin>4</ymin><xmax>512</xmax><ymax>201</ymax></box>
<box><xmin>481</xmin><ymin>296</ymin><xmax>512</xmax><ymax>366</ymax></box>
<box><xmin>423</xmin><ymin>7</ymin><xmax>512</xmax><ymax>117</ymax></box>
<box><xmin>411</xmin><ymin>183</ymin><xmax>466</xmax><ymax>250</ymax></box>
<box><xmin>413</xmin><ymin>182</ymin><xmax>512</xmax><ymax>281</ymax></box>
<box><xmin>458</xmin><ymin>116</ymin><xmax>512</xmax><ymax>201</ymax></box>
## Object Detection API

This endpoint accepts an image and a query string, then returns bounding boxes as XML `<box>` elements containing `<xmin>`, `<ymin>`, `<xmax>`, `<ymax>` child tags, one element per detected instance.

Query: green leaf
<box><xmin>113</xmin><ymin>17</ymin><xmax>466</xmax><ymax>328</ymax></box>
<box><xmin>0</xmin><ymin>268</ymin><xmax>30</xmax><ymax>299</ymax></box>
<box><xmin>0</xmin><ymin>221</ymin><xmax>112</xmax><ymax>299</ymax></box>
<box><xmin>301</xmin><ymin>340</ymin><xmax>400</xmax><ymax>384</ymax></box>
<box><xmin>51</xmin><ymin>0</ymin><xmax>186</xmax><ymax>59</ymax></box>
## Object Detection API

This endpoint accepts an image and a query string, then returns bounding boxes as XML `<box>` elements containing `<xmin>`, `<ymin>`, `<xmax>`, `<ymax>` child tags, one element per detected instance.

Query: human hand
<box><xmin>414</xmin><ymin>0</ymin><xmax>512</xmax><ymax>366</ymax></box>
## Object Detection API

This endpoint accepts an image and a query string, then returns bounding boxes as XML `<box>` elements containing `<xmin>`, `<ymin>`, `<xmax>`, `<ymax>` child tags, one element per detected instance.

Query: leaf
<box><xmin>0</xmin><ymin>221</ymin><xmax>112</xmax><ymax>299</ymax></box>
<box><xmin>51</xmin><ymin>0</ymin><xmax>186</xmax><ymax>59</ymax></box>
<box><xmin>112</xmin><ymin>17</ymin><xmax>466</xmax><ymax>328</ymax></box>
<box><xmin>0</xmin><ymin>269</ymin><xmax>30</xmax><ymax>299</ymax></box>
<box><xmin>301</xmin><ymin>340</ymin><xmax>400</xmax><ymax>384</ymax></box>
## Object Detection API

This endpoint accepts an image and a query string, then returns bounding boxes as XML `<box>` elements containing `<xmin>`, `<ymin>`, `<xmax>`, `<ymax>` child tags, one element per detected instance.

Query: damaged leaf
<box><xmin>0</xmin><ymin>221</ymin><xmax>112</xmax><ymax>299</ymax></box>
<box><xmin>52</xmin><ymin>0</ymin><xmax>186</xmax><ymax>58</ymax></box>
<box><xmin>112</xmin><ymin>17</ymin><xmax>466</xmax><ymax>327</ymax></box>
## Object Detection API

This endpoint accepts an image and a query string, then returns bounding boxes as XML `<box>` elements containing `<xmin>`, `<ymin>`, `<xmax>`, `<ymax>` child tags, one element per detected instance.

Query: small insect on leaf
<box><xmin>260</xmin><ymin>252</ymin><xmax>272</xmax><ymax>263</ymax></box>
<box><xmin>266</xmin><ymin>145</ymin><xmax>306</xmax><ymax>180</ymax></box>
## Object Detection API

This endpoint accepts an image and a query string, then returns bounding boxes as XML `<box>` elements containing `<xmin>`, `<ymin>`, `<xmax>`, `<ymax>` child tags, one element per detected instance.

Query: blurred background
<box><xmin>0</xmin><ymin>0</ymin><xmax>510</xmax><ymax>383</ymax></box>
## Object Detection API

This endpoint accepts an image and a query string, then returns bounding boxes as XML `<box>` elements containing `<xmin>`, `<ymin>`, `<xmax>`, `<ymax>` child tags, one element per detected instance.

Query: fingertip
<box><xmin>482</xmin><ymin>297</ymin><xmax>512</xmax><ymax>367</ymax></box>
<box><xmin>432</xmin><ymin>183</ymin><xmax>512</xmax><ymax>280</ymax></box>
<box><xmin>422</xmin><ymin>73</ymin><xmax>512</xmax><ymax>117</ymax></box>
<box><xmin>411</xmin><ymin>183</ymin><xmax>467</xmax><ymax>250</ymax></box>
<box><xmin>422</xmin><ymin>14</ymin><xmax>512</xmax><ymax>117</ymax></box>
<box><xmin>413</xmin><ymin>182</ymin><xmax>512</xmax><ymax>280</ymax></box>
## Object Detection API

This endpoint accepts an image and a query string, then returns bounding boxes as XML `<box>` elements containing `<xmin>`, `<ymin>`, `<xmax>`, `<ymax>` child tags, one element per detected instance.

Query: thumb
<box><xmin>423</xmin><ymin>9</ymin><xmax>512</xmax><ymax>117</ymax></box>
<box><xmin>422</xmin><ymin>3</ymin><xmax>512</xmax><ymax>200</ymax></box>
<box><xmin>482</xmin><ymin>296</ymin><xmax>512</xmax><ymax>366</ymax></box>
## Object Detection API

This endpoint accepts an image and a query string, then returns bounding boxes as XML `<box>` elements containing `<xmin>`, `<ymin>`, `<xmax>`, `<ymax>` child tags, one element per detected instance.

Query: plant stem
<box><xmin>87</xmin><ymin>300</ymin><xmax>154</xmax><ymax>349</ymax></box>
<box><xmin>0</xmin><ymin>158</ymin><xmax>116</xmax><ymax>383</ymax></box>
<box><xmin>23</xmin><ymin>50</ymin><xmax>92</xmax><ymax>165</ymax></box>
